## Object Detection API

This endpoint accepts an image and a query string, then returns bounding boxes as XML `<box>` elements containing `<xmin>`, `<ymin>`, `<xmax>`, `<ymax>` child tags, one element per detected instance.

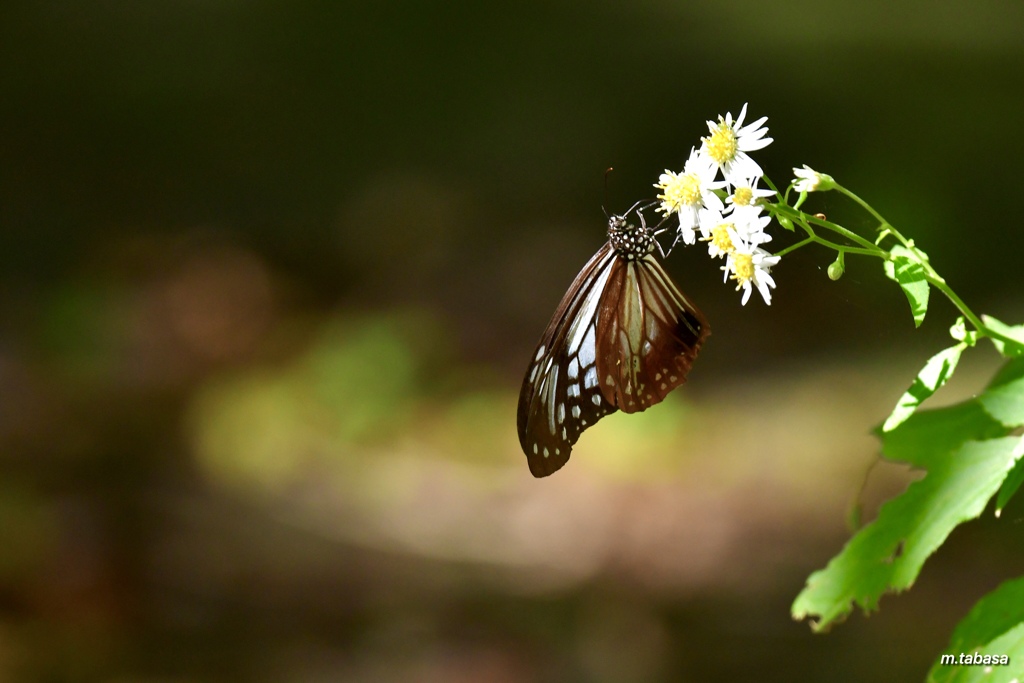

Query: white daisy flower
<box><xmin>698</xmin><ymin>208</ymin><xmax>771</xmax><ymax>259</ymax></box>
<box><xmin>722</xmin><ymin>240</ymin><xmax>780</xmax><ymax>305</ymax></box>
<box><xmin>725</xmin><ymin>176</ymin><xmax>775</xmax><ymax>216</ymax></box>
<box><xmin>655</xmin><ymin>147</ymin><xmax>725</xmax><ymax>245</ymax></box>
<box><xmin>697</xmin><ymin>208</ymin><xmax>735</xmax><ymax>259</ymax></box>
<box><xmin>792</xmin><ymin>165</ymin><xmax>834</xmax><ymax>193</ymax></box>
<box><xmin>700</xmin><ymin>103</ymin><xmax>772</xmax><ymax>186</ymax></box>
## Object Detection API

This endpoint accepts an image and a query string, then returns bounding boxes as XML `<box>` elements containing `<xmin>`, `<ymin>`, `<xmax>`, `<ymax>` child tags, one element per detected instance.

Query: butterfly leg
<box><xmin>648</xmin><ymin>212</ymin><xmax>676</xmax><ymax>258</ymax></box>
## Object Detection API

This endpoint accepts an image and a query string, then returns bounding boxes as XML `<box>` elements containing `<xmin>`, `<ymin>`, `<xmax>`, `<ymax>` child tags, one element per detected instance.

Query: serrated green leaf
<box><xmin>878</xmin><ymin>400</ymin><xmax>1008</xmax><ymax>468</ymax></box>
<box><xmin>996</xmin><ymin>457</ymin><xmax>1024</xmax><ymax>513</ymax></box>
<box><xmin>928</xmin><ymin>576</ymin><xmax>1024</xmax><ymax>682</ymax></box>
<box><xmin>979</xmin><ymin>355</ymin><xmax>1024</xmax><ymax>428</ymax></box>
<box><xmin>982</xmin><ymin>315</ymin><xmax>1024</xmax><ymax>358</ymax></box>
<box><xmin>792</xmin><ymin>436</ymin><xmax>1024</xmax><ymax>632</ymax></box>
<box><xmin>882</xmin><ymin>343</ymin><xmax>967</xmax><ymax>432</ymax></box>
<box><xmin>883</xmin><ymin>246</ymin><xmax>930</xmax><ymax>327</ymax></box>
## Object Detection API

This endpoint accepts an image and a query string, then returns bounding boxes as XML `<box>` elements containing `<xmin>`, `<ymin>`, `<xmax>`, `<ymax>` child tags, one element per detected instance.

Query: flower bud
<box><xmin>827</xmin><ymin>255</ymin><xmax>844</xmax><ymax>280</ymax></box>
<box><xmin>792</xmin><ymin>165</ymin><xmax>835</xmax><ymax>193</ymax></box>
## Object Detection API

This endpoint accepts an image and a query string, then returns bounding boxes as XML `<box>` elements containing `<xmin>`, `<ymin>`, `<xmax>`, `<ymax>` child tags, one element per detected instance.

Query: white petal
<box><xmin>756</xmin><ymin>276</ymin><xmax>774</xmax><ymax>305</ymax></box>
<box><xmin>679</xmin><ymin>224</ymin><xmax>697</xmax><ymax>245</ymax></box>
<box><xmin>734</xmin><ymin>103</ymin><xmax>748</xmax><ymax>128</ymax></box>
<box><xmin>739</xmin><ymin>136</ymin><xmax>773</xmax><ymax>152</ymax></box>
<box><xmin>740</xmin><ymin>115</ymin><xmax>768</xmax><ymax>133</ymax></box>
<box><xmin>703</xmin><ymin>191</ymin><xmax>725</xmax><ymax>212</ymax></box>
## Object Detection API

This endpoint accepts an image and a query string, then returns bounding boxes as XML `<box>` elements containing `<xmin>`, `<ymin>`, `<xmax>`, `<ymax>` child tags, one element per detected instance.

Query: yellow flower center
<box><xmin>731</xmin><ymin>253</ymin><xmax>754</xmax><ymax>284</ymax></box>
<box><xmin>732</xmin><ymin>187</ymin><xmax>753</xmax><ymax>206</ymax></box>
<box><xmin>658</xmin><ymin>172</ymin><xmax>702</xmax><ymax>212</ymax></box>
<box><xmin>704</xmin><ymin>122</ymin><xmax>738</xmax><ymax>165</ymax></box>
<box><xmin>709</xmin><ymin>222</ymin><xmax>734</xmax><ymax>253</ymax></box>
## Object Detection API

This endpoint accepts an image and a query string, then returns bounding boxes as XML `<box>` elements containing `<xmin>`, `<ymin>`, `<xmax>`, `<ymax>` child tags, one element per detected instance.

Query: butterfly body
<box><xmin>517</xmin><ymin>209</ymin><xmax>710</xmax><ymax>477</ymax></box>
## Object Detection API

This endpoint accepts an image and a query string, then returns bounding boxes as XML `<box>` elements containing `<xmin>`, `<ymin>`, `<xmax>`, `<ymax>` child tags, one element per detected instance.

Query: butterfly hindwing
<box><xmin>597</xmin><ymin>254</ymin><xmax>708</xmax><ymax>413</ymax></box>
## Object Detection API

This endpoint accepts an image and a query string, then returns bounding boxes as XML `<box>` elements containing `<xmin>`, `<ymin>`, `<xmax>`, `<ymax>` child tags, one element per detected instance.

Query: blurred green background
<box><xmin>2</xmin><ymin>1</ymin><xmax>1024</xmax><ymax>681</ymax></box>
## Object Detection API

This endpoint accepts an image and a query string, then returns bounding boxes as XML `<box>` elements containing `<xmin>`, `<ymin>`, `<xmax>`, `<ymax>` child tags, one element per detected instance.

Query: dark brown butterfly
<box><xmin>517</xmin><ymin>205</ymin><xmax>710</xmax><ymax>477</ymax></box>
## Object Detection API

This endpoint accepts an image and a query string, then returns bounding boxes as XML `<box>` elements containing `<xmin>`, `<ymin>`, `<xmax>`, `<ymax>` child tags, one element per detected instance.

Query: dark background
<box><xmin>2</xmin><ymin>1</ymin><xmax>1024</xmax><ymax>681</ymax></box>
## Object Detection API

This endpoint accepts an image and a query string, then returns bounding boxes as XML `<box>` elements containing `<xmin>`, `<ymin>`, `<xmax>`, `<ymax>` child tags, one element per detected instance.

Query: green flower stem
<box><xmin>920</xmin><ymin>271</ymin><xmax>1019</xmax><ymax>347</ymax></box>
<box><xmin>774</xmin><ymin>237</ymin><xmax>814</xmax><ymax>258</ymax></box>
<box><xmin>828</xmin><ymin>185</ymin><xmax>1023</xmax><ymax>345</ymax></box>
<box><xmin>793</xmin><ymin>187</ymin><xmax>1020</xmax><ymax>348</ymax></box>
<box><xmin>813</xmin><ymin>240</ymin><xmax>877</xmax><ymax>257</ymax></box>
<box><xmin>833</xmin><ymin>184</ymin><xmax>911</xmax><ymax>247</ymax></box>
<box><xmin>767</xmin><ymin>204</ymin><xmax>883</xmax><ymax>258</ymax></box>
<box><xmin>805</xmin><ymin>214</ymin><xmax>881</xmax><ymax>253</ymax></box>
<box><xmin>760</xmin><ymin>174</ymin><xmax>785</xmax><ymax>203</ymax></box>
<box><xmin>922</xmin><ymin>273</ymin><xmax>985</xmax><ymax>333</ymax></box>
<box><xmin>761</xmin><ymin>177</ymin><xmax>1015</xmax><ymax>348</ymax></box>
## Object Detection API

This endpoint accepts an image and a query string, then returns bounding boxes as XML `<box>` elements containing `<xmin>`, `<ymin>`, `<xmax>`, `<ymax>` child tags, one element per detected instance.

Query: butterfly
<box><xmin>517</xmin><ymin>204</ymin><xmax>710</xmax><ymax>477</ymax></box>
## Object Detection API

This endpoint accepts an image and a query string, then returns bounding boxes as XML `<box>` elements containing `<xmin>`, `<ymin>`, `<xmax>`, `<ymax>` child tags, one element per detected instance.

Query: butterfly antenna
<box><xmin>602</xmin><ymin>167</ymin><xmax>614</xmax><ymax>218</ymax></box>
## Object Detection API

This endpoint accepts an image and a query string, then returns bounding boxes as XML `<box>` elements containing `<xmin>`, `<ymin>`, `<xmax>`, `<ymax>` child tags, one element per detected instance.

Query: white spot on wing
<box><xmin>546</xmin><ymin>369</ymin><xmax>559</xmax><ymax>435</ymax></box>
<box><xmin>578</xmin><ymin>324</ymin><xmax>596</xmax><ymax>368</ymax></box>
<box><xmin>567</xmin><ymin>258</ymin><xmax>614</xmax><ymax>355</ymax></box>
<box><xmin>571</xmin><ymin>405</ymin><xmax>581</xmax><ymax>419</ymax></box>
<box><xmin>557</xmin><ymin>403</ymin><xmax>565</xmax><ymax>424</ymax></box>
<box><xmin>568</xmin><ymin>358</ymin><xmax>579</xmax><ymax>379</ymax></box>
<box><xmin>584</xmin><ymin>366</ymin><xmax>598</xmax><ymax>389</ymax></box>
<box><xmin>535</xmin><ymin>346</ymin><xmax>546</xmax><ymax>361</ymax></box>
<box><xmin>540</xmin><ymin>357</ymin><xmax>554</xmax><ymax>385</ymax></box>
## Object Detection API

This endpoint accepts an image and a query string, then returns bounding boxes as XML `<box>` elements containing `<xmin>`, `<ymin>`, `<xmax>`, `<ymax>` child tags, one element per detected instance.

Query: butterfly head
<box><xmin>607</xmin><ymin>213</ymin><xmax>657</xmax><ymax>261</ymax></box>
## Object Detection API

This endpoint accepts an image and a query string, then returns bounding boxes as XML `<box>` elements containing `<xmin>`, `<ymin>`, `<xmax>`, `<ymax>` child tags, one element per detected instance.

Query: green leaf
<box><xmin>995</xmin><ymin>457</ymin><xmax>1024</xmax><ymax>514</ymax></box>
<box><xmin>882</xmin><ymin>343</ymin><xmax>967</xmax><ymax>433</ymax></box>
<box><xmin>878</xmin><ymin>400</ymin><xmax>1008</xmax><ymax>468</ymax></box>
<box><xmin>792</xmin><ymin>436</ymin><xmax>1024</xmax><ymax>632</ymax></box>
<box><xmin>928</xmin><ymin>576</ymin><xmax>1024</xmax><ymax>682</ymax></box>
<box><xmin>927</xmin><ymin>624</ymin><xmax>1024</xmax><ymax>682</ymax></box>
<box><xmin>979</xmin><ymin>355</ymin><xmax>1024</xmax><ymax>428</ymax></box>
<box><xmin>982</xmin><ymin>315</ymin><xmax>1024</xmax><ymax>357</ymax></box>
<box><xmin>883</xmin><ymin>245</ymin><xmax>930</xmax><ymax>327</ymax></box>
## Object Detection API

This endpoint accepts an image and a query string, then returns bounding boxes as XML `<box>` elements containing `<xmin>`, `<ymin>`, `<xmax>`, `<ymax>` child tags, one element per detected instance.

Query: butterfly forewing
<box><xmin>518</xmin><ymin>244</ymin><xmax>620</xmax><ymax>477</ymax></box>
<box><xmin>518</xmin><ymin>212</ymin><xmax>710</xmax><ymax>478</ymax></box>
